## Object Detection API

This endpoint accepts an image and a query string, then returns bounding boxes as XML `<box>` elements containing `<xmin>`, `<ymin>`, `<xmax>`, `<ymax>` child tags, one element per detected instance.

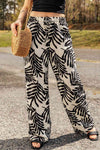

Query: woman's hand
<box><xmin>10</xmin><ymin>19</ymin><xmax>22</xmax><ymax>36</ymax></box>
<box><xmin>10</xmin><ymin>0</ymin><xmax>32</xmax><ymax>36</ymax></box>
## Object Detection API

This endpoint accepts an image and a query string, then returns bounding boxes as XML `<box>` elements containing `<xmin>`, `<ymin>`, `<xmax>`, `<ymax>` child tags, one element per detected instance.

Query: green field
<box><xmin>0</xmin><ymin>30</ymin><xmax>100</xmax><ymax>49</ymax></box>
<box><xmin>70</xmin><ymin>30</ymin><xmax>100</xmax><ymax>49</ymax></box>
<box><xmin>0</xmin><ymin>30</ymin><xmax>12</xmax><ymax>47</ymax></box>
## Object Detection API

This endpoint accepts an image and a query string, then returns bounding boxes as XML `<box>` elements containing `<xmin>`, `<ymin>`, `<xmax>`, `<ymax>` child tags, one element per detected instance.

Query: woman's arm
<box><xmin>17</xmin><ymin>0</ymin><xmax>33</xmax><ymax>23</ymax></box>
<box><xmin>11</xmin><ymin>0</ymin><xmax>33</xmax><ymax>36</ymax></box>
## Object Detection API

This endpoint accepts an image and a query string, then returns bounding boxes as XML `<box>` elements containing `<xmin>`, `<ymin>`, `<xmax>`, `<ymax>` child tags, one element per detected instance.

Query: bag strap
<box><xmin>25</xmin><ymin>0</ymin><xmax>33</xmax><ymax>29</ymax></box>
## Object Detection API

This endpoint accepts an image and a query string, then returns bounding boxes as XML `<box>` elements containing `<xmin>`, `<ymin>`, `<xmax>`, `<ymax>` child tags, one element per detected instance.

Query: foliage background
<box><xmin>0</xmin><ymin>0</ymin><xmax>100</xmax><ymax>30</ymax></box>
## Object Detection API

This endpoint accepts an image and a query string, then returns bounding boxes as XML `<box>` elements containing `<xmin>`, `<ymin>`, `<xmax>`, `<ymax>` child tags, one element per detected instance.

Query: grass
<box><xmin>70</xmin><ymin>30</ymin><xmax>100</xmax><ymax>49</ymax></box>
<box><xmin>0</xmin><ymin>30</ymin><xmax>12</xmax><ymax>47</ymax></box>
<box><xmin>0</xmin><ymin>30</ymin><xmax>100</xmax><ymax>49</ymax></box>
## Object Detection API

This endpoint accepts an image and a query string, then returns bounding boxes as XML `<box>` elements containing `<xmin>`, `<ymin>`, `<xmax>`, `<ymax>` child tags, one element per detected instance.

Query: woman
<box><xmin>11</xmin><ymin>0</ymin><xmax>99</xmax><ymax>149</ymax></box>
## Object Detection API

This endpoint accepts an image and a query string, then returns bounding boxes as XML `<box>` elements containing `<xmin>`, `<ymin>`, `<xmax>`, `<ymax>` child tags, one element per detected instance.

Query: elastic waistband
<box><xmin>29</xmin><ymin>16</ymin><xmax>66</xmax><ymax>24</ymax></box>
<box><xmin>29</xmin><ymin>16</ymin><xmax>65</xmax><ymax>18</ymax></box>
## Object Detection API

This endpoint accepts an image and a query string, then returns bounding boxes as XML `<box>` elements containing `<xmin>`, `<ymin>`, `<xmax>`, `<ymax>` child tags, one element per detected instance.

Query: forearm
<box><xmin>16</xmin><ymin>7</ymin><xmax>28</xmax><ymax>24</ymax></box>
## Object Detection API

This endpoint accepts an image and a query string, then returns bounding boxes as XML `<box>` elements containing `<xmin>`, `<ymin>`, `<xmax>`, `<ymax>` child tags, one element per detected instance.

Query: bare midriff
<box><xmin>30</xmin><ymin>11</ymin><xmax>65</xmax><ymax>17</ymax></box>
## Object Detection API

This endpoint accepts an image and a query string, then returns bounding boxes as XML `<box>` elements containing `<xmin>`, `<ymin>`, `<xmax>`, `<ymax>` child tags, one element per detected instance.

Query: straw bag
<box><xmin>11</xmin><ymin>1</ymin><xmax>33</xmax><ymax>57</ymax></box>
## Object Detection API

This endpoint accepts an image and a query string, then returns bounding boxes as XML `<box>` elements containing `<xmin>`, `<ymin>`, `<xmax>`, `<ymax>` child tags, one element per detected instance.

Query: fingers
<box><xmin>18</xmin><ymin>22</ymin><xmax>22</xmax><ymax>29</ymax></box>
<box><xmin>10</xmin><ymin>21</ymin><xmax>22</xmax><ymax>36</ymax></box>
<box><xmin>11</xmin><ymin>23</ymin><xmax>17</xmax><ymax>36</ymax></box>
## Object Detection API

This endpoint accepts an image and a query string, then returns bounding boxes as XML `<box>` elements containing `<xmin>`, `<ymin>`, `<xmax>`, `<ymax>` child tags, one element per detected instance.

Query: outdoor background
<box><xmin>0</xmin><ymin>0</ymin><xmax>100</xmax><ymax>150</ymax></box>
<box><xmin>0</xmin><ymin>0</ymin><xmax>100</xmax><ymax>48</ymax></box>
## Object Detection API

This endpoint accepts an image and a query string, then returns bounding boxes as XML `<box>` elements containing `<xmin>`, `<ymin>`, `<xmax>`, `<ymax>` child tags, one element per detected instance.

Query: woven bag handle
<box><xmin>25</xmin><ymin>0</ymin><xmax>33</xmax><ymax>29</ymax></box>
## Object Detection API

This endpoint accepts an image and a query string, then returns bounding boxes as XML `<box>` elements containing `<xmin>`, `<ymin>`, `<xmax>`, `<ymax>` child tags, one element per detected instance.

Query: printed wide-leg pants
<box><xmin>23</xmin><ymin>16</ymin><xmax>95</xmax><ymax>142</ymax></box>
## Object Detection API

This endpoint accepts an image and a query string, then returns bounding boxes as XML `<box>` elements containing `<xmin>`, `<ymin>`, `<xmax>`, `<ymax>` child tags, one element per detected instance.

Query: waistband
<box><xmin>28</xmin><ymin>16</ymin><xmax>67</xmax><ymax>24</ymax></box>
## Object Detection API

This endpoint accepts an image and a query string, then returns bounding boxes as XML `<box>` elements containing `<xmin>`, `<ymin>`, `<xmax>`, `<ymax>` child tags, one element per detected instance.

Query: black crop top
<box><xmin>32</xmin><ymin>0</ymin><xmax>65</xmax><ymax>14</ymax></box>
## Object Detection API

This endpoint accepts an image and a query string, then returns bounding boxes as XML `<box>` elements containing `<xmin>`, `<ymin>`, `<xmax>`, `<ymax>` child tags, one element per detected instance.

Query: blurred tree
<box><xmin>94</xmin><ymin>0</ymin><xmax>99</xmax><ymax>22</ymax></box>
<box><xmin>0</xmin><ymin>0</ymin><xmax>8</xmax><ymax>29</ymax></box>
<box><xmin>0</xmin><ymin>0</ymin><xmax>100</xmax><ymax>30</ymax></box>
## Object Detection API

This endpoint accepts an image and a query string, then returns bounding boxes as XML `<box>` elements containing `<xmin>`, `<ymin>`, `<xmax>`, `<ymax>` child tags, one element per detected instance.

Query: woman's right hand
<box><xmin>10</xmin><ymin>20</ymin><xmax>22</xmax><ymax>36</ymax></box>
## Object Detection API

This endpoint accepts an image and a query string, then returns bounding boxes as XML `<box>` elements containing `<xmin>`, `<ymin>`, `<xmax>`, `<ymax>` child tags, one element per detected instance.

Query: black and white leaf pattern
<box><xmin>51</xmin><ymin>52</ymin><xmax>69</xmax><ymax>79</ymax></box>
<box><xmin>57</xmin><ymin>79</ymin><xmax>75</xmax><ymax>103</ymax></box>
<box><xmin>66</xmin><ymin>109</ymin><xmax>82</xmax><ymax>127</ymax></box>
<box><xmin>29</xmin><ymin>48</ymin><xmax>44</xmax><ymax>77</ymax></box>
<box><xmin>25</xmin><ymin>64</ymin><xmax>35</xmax><ymax>82</ymax></box>
<box><xmin>24</xmin><ymin>17</ymin><xmax>94</xmax><ymax>142</ymax></box>
<box><xmin>42</xmin><ymin>105</ymin><xmax>51</xmax><ymax>124</ymax></box>
<box><xmin>26</xmin><ymin>81</ymin><xmax>47</xmax><ymax>106</ymax></box>
<box><xmin>69</xmin><ymin>70</ymin><xmax>82</xmax><ymax>85</ymax></box>
<box><xmin>46</xmin><ymin>22</ymin><xmax>64</xmax><ymax>48</ymax></box>
<box><xmin>41</xmin><ymin>48</ymin><xmax>50</xmax><ymax>67</ymax></box>
<box><xmin>28</xmin><ymin>17</ymin><xmax>46</xmax><ymax>48</ymax></box>
<box><xmin>28</xmin><ymin>111</ymin><xmax>45</xmax><ymax>135</ymax></box>
<box><xmin>62</xmin><ymin>49</ymin><xmax>76</xmax><ymax>68</ymax></box>
<box><xmin>60</xmin><ymin>26</ymin><xmax>71</xmax><ymax>39</ymax></box>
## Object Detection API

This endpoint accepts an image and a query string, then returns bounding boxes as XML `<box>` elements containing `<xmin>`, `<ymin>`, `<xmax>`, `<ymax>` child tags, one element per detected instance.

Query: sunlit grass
<box><xmin>0</xmin><ymin>30</ymin><xmax>100</xmax><ymax>49</ymax></box>
<box><xmin>0</xmin><ymin>30</ymin><xmax>12</xmax><ymax>47</ymax></box>
<box><xmin>70</xmin><ymin>30</ymin><xmax>100</xmax><ymax>49</ymax></box>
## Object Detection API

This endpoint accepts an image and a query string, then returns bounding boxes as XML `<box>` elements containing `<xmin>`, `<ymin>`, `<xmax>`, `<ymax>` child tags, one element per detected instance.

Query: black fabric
<box><xmin>32</xmin><ymin>0</ymin><xmax>65</xmax><ymax>14</ymax></box>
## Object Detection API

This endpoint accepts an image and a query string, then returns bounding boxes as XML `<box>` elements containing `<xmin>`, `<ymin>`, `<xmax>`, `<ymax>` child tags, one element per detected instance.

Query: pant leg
<box><xmin>47</xmin><ymin>17</ymin><xmax>95</xmax><ymax>134</ymax></box>
<box><xmin>23</xmin><ymin>17</ymin><xmax>51</xmax><ymax>142</ymax></box>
